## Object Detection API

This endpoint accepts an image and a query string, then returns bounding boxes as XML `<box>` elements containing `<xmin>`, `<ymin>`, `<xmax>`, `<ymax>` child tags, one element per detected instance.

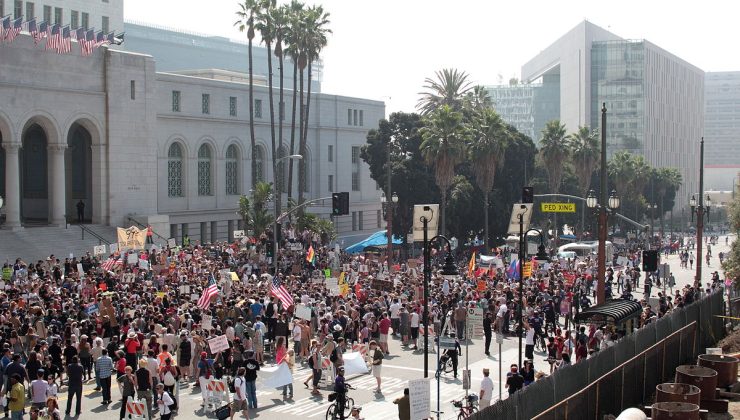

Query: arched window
<box><xmin>254</xmin><ymin>145</ymin><xmax>265</xmax><ymax>183</ymax></box>
<box><xmin>167</xmin><ymin>143</ymin><xmax>184</xmax><ymax>197</ymax></box>
<box><xmin>225</xmin><ymin>145</ymin><xmax>239</xmax><ymax>195</ymax></box>
<box><xmin>197</xmin><ymin>144</ymin><xmax>212</xmax><ymax>196</ymax></box>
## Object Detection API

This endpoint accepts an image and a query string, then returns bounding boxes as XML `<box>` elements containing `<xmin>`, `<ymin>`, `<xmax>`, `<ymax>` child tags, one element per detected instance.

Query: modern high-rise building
<box><xmin>492</xmin><ymin>21</ymin><xmax>703</xmax><ymax>206</ymax></box>
<box><xmin>487</xmin><ymin>74</ymin><xmax>559</xmax><ymax>143</ymax></box>
<box><xmin>704</xmin><ymin>72</ymin><xmax>740</xmax><ymax>191</ymax></box>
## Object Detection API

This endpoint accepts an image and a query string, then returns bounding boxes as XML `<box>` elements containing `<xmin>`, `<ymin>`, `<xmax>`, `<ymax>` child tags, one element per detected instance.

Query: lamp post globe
<box><xmin>586</xmin><ymin>190</ymin><xmax>598</xmax><ymax>208</ymax></box>
<box><xmin>689</xmin><ymin>195</ymin><xmax>696</xmax><ymax>209</ymax></box>
<box><xmin>392</xmin><ymin>192</ymin><xmax>399</xmax><ymax>203</ymax></box>
<box><xmin>608</xmin><ymin>190</ymin><xmax>620</xmax><ymax>209</ymax></box>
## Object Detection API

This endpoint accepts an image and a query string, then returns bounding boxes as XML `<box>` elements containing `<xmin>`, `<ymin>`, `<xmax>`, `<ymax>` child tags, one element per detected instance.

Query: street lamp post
<box><xmin>586</xmin><ymin>187</ymin><xmax>621</xmax><ymax>304</ymax></box>
<box><xmin>690</xmin><ymin>138</ymin><xmax>707</xmax><ymax>289</ymax></box>
<box><xmin>596</xmin><ymin>103</ymin><xmax>609</xmax><ymax>304</ymax></box>
<box><xmin>517</xmin><ymin>223</ymin><xmax>550</xmax><ymax>369</ymax></box>
<box><xmin>273</xmin><ymin>154</ymin><xmax>302</xmax><ymax>274</ymax></box>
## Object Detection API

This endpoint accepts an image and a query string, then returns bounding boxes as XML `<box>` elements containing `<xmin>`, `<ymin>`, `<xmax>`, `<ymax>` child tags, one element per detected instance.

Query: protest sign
<box><xmin>85</xmin><ymin>303</ymin><xmax>100</xmax><ymax>316</ymax></box>
<box><xmin>342</xmin><ymin>352</ymin><xmax>368</xmax><ymax>376</ymax></box>
<box><xmin>117</xmin><ymin>226</ymin><xmax>147</xmax><ymax>251</ymax></box>
<box><xmin>261</xmin><ymin>362</ymin><xmax>293</xmax><ymax>388</ymax></box>
<box><xmin>208</xmin><ymin>335</ymin><xmax>230</xmax><ymax>353</ymax></box>
<box><xmin>93</xmin><ymin>245</ymin><xmax>107</xmax><ymax>256</ymax></box>
<box><xmin>409</xmin><ymin>378</ymin><xmax>431</xmax><ymax>420</ymax></box>
<box><xmin>295</xmin><ymin>304</ymin><xmax>312</xmax><ymax>320</ymax></box>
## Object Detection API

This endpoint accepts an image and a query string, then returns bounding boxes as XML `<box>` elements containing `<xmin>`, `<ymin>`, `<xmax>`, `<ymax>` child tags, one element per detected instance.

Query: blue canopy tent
<box><xmin>344</xmin><ymin>230</ymin><xmax>403</xmax><ymax>254</ymax></box>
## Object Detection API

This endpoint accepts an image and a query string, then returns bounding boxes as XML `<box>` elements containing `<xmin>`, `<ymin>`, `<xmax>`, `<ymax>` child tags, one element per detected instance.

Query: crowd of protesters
<box><xmin>0</xmin><ymin>226</ymin><xmax>730</xmax><ymax>419</ymax></box>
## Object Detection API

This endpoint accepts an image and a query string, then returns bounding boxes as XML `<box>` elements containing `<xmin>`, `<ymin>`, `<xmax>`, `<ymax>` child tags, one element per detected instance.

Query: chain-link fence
<box><xmin>469</xmin><ymin>289</ymin><xmax>725</xmax><ymax>420</ymax></box>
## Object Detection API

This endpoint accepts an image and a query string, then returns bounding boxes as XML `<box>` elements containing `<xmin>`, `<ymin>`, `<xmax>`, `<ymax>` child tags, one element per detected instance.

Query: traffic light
<box><xmin>642</xmin><ymin>250</ymin><xmax>658</xmax><ymax>272</ymax></box>
<box><xmin>522</xmin><ymin>186</ymin><xmax>534</xmax><ymax>204</ymax></box>
<box><xmin>332</xmin><ymin>192</ymin><xmax>350</xmax><ymax>216</ymax></box>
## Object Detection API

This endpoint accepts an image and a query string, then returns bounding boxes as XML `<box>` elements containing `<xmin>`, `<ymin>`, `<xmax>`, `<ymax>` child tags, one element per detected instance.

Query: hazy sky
<box><xmin>125</xmin><ymin>0</ymin><xmax>740</xmax><ymax>113</ymax></box>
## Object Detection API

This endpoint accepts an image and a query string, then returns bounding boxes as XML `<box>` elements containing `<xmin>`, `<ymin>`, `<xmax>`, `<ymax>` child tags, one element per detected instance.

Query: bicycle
<box><xmin>326</xmin><ymin>384</ymin><xmax>355</xmax><ymax>420</ymax></box>
<box><xmin>452</xmin><ymin>394</ymin><xmax>479</xmax><ymax>419</ymax></box>
<box><xmin>435</xmin><ymin>353</ymin><xmax>454</xmax><ymax>379</ymax></box>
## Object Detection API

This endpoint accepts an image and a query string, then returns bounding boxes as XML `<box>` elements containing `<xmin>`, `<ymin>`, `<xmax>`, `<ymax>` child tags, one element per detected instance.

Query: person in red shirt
<box><xmin>124</xmin><ymin>331</ymin><xmax>141</xmax><ymax>368</ymax></box>
<box><xmin>378</xmin><ymin>313</ymin><xmax>391</xmax><ymax>355</ymax></box>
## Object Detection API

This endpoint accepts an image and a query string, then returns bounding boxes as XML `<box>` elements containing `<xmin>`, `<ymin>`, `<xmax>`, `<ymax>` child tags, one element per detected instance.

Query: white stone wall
<box><xmin>5</xmin><ymin>0</ymin><xmax>123</xmax><ymax>33</ymax></box>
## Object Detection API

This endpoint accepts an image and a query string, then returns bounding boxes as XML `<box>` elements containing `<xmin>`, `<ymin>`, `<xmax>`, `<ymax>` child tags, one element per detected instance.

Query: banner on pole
<box><xmin>117</xmin><ymin>226</ymin><xmax>147</xmax><ymax>251</ymax></box>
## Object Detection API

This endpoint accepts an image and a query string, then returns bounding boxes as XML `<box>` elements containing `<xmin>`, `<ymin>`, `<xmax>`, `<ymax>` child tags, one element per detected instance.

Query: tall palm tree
<box><xmin>298</xmin><ymin>5</ymin><xmax>330</xmax><ymax>206</ymax></box>
<box><xmin>235</xmin><ymin>0</ymin><xmax>260</xmax><ymax>187</ymax></box>
<box><xmin>271</xmin><ymin>4</ymin><xmax>289</xmax><ymax>216</ymax></box>
<box><xmin>469</xmin><ymin>108</ymin><xmax>508</xmax><ymax>249</ymax></box>
<box><xmin>464</xmin><ymin>85</ymin><xmax>492</xmax><ymax>113</ymax></box>
<box><xmin>285</xmin><ymin>0</ymin><xmax>305</xmax><ymax>200</ymax></box>
<box><xmin>568</xmin><ymin>125</ymin><xmax>599</xmax><ymax>238</ymax></box>
<box><xmin>420</xmin><ymin>105</ymin><xmax>468</xmax><ymax>235</ymax></box>
<box><xmin>255</xmin><ymin>0</ymin><xmax>278</xmax><ymax>202</ymax></box>
<box><xmin>417</xmin><ymin>68</ymin><xmax>473</xmax><ymax>115</ymax></box>
<box><xmin>539</xmin><ymin>119</ymin><xmax>570</xmax><ymax>241</ymax></box>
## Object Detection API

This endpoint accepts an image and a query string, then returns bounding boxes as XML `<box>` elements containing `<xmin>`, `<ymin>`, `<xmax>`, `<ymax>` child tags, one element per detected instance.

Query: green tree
<box><xmin>361</xmin><ymin>112</ymin><xmax>437</xmax><ymax>245</ymax></box>
<box><xmin>469</xmin><ymin>107</ymin><xmax>508</xmax><ymax>248</ymax></box>
<box><xmin>420</xmin><ymin>105</ymin><xmax>468</xmax><ymax>236</ymax></box>
<box><xmin>417</xmin><ymin>68</ymin><xmax>473</xmax><ymax>115</ymax></box>
<box><xmin>539</xmin><ymin>120</ymin><xmax>570</xmax><ymax>239</ymax></box>
<box><xmin>237</xmin><ymin>181</ymin><xmax>275</xmax><ymax>237</ymax></box>
<box><xmin>285</xmin><ymin>0</ymin><xmax>305</xmax><ymax>200</ymax></box>
<box><xmin>235</xmin><ymin>0</ymin><xmax>260</xmax><ymax>187</ymax></box>
<box><xmin>568</xmin><ymin>126</ymin><xmax>599</xmax><ymax>238</ymax></box>
<box><xmin>723</xmin><ymin>196</ymin><xmax>740</xmax><ymax>282</ymax></box>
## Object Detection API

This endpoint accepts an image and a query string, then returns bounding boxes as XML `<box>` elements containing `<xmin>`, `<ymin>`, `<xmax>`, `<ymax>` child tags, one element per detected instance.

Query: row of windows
<box><xmin>172</xmin><ymin>91</ymin><xmax>289</xmax><ymax>120</ymax></box>
<box><xmin>347</xmin><ymin>108</ymin><xmax>364</xmax><ymax>126</ymax></box>
<box><xmin>3</xmin><ymin>1</ymin><xmax>110</xmax><ymax>32</ymax></box>
<box><xmin>166</xmin><ymin>143</ymin><xmax>314</xmax><ymax>197</ymax></box>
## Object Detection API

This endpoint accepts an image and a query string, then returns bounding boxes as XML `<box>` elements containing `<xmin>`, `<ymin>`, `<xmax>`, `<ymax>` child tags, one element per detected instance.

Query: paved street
<box><xmin>54</xmin><ymin>234</ymin><xmax>734</xmax><ymax>420</ymax></box>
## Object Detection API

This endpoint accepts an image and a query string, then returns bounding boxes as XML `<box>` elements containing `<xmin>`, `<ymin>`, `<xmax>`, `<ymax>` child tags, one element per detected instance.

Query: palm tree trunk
<box><xmin>276</xmin><ymin>45</ymin><xmax>285</xmax><ymax>220</ymax></box>
<box><xmin>266</xmin><ymin>36</ymin><xmax>277</xmax><ymax>218</ymax></box>
<box><xmin>440</xmin><ymin>191</ymin><xmax>447</xmax><ymax>237</ymax></box>
<box><xmin>484</xmin><ymin>190</ymin><xmax>489</xmax><ymax>250</ymax></box>
<box><xmin>248</xmin><ymin>35</ymin><xmax>257</xmax><ymax>187</ymax></box>
<box><xmin>288</xmin><ymin>60</ymin><xmax>298</xmax><ymax>200</ymax></box>
<box><xmin>301</xmin><ymin>61</ymin><xmax>313</xmax><ymax>152</ymax></box>
<box><xmin>297</xmin><ymin>65</ymin><xmax>306</xmax><ymax>206</ymax></box>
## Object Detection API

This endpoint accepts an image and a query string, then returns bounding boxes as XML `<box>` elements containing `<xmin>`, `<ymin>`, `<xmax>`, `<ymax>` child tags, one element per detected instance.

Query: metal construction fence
<box><xmin>471</xmin><ymin>289</ymin><xmax>725</xmax><ymax>420</ymax></box>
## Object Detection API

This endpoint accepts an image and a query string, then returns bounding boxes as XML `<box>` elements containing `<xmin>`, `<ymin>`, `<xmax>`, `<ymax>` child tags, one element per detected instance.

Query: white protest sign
<box><xmin>167</xmin><ymin>238</ymin><xmax>177</xmax><ymax>249</ymax></box>
<box><xmin>122</xmin><ymin>273</ymin><xmax>135</xmax><ymax>283</ymax></box>
<box><xmin>77</xmin><ymin>263</ymin><xmax>84</xmax><ymax>274</ymax></box>
<box><xmin>109</xmin><ymin>243</ymin><xmax>118</xmax><ymax>254</ymax></box>
<box><xmin>409</xmin><ymin>378</ymin><xmax>431</xmax><ymax>420</ymax></box>
<box><xmin>201</xmin><ymin>314</ymin><xmax>213</xmax><ymax>328</ymax></box>
<box><xmin>127</xmin><ymin>253</ymin><xmax>138</xmax><ymax>265</ymax></box>
<box><xmin>93</xmin><ymin>245</ymin><xmax>107</xmax><ymax>256</ymax></box>
<box><xmin>295</xmin><ymin>304</ymin><xmax>312</xmax><ymax>320</ymax></box>
<box><xmin>190</xmin><ymin>293</ymin><xmax>200</xmax><ymax>301</ymax></box>
<box><xmin>233</xmin><ymin>230</ymin><xmax>246</xmax><ymax>239</ymax></box>
<box><xmin>287</xmin><ymin>242</ymin><xmax>303</xmax><ymax>251</ymax></box>
<box><xmin>178</xmin><ymin>285</ymin><xmax>191</xmax><ymax>294</ymax></box>
<box><xmin>261</xmin><ymin>362</ymin><xmax>293</xmax><ymax>388</ymax></box>
<box><xmin>207</xmin><ymin>335</ymin><xmax>230</xmax><ymax>353</ymax></box>
<box><xmin>342</xmin><ymin>351</ymin><xmax>368</xmax><ymax>375</ymax></box>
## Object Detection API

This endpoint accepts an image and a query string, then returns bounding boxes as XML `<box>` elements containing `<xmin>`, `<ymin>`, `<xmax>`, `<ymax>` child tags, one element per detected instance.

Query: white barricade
<box><xmin>205</xmin><ymin>378</ymin><xmax>230</xmax><ymax>412</ymax></box>
<box><xmin>125</xmin><ymin>399</ymin><xmax>150</xmax><ymax>420</ymax></box>
<box><xmin>320</xmin><ymin>357</ymin><xmax>335</xmax><ymax>389</ymax></box>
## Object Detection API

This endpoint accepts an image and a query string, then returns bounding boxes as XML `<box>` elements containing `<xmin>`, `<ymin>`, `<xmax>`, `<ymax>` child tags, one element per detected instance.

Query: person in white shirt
<box><xmin>479</xmin><ymin>368</ymin><xmax>494</xmax><ymax>409</ymax></box>
<box><xmin>389</xmin><ymin>299</ymin><xmax>401</xmax><ymax>337</ymax></box>
<box><xmin>230</xmin><ymin>367</ymin><xmax>249</xmax><ymax>420</ymax></box>
<box><xmin>30</xmin><ymin>370</ymin><xmax>49</xmax><ymax>409</ymax></box>
<box><xmin>155</xmin><ymin>383</ymin><xmax>176</xmax><ymax>420</ymax></box>
<box><xmin>409</xmin><ymin>310</ymin><xmax>420</xmax><ymax>350</ymax></box>
<box><xmin>292</xmin><ymin>321</ymin><xmax>303</xmax><ymax>360</ymax></box>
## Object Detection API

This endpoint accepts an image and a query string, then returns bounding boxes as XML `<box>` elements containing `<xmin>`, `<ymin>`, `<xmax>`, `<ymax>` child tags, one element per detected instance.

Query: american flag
<box><xmin>34</xmin><ymin>21</ymin><xmax>47</xmax><ymax>44</ymax></box>
<box><xmin>105</xmin><ymin>32</ymin><xmax>115</xmax><ymax>46</ymax></box>
<box><xmin>4</xmin><ymin>16</ymin><xmax>22</xmax><ymax>43</ymax></box>
<box><xmin>100</xmin><ymin>256</ymin><xmax>123</xmax><ymax>271</ymax></box>
<box><xmin>81</xmin><ymin>29</ymin><xmax>96</xmax><ymax>56</ymax></box>
<box><xmin>0</xmin><ymin>16</ymin><xmax>8</xmax><ymax>41</ymax></box>
<box><xmin>95</xmin><ymin>30</ymin><xmax>105</xmax><ymax>47</ymax></box>
<box><xmin>46</xmin><ymin>24</ymin><xmax>60</xmax><ymax>51</ymax></box>
<box><xmin>270</xmin><ymin>275</ymin><xmax>294</xmax><ymax>308</ymax></box>
<box><xmin>57</xmin><ymin>26</ymin><xmax>71</xmax><ymax>54</ymax></box>
<box><xmin>197</xmin><ymin>275</ymin><xmax>219</xmax><ymax>310</ymax></box>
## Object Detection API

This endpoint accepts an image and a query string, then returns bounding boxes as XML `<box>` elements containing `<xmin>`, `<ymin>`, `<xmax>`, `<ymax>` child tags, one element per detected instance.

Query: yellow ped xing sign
<box><xmin>540</xmin><ymin>202</ymin><xmax>576</xmax><ymax>213</ymax></box>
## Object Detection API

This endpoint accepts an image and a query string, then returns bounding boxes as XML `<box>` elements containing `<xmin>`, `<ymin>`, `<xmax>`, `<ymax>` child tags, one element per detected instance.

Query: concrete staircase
<box><xmin>0</xmin><ymin>224</ymin><xmax>117</xmax><ymax>263</ymax></box>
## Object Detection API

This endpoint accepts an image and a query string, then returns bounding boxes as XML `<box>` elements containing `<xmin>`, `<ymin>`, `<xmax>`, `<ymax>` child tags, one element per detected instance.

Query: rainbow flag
<box><xmin>306</xmin><ymin>245</ymin><xmax>315</xmax><ymax>263</ymax></box>
<box><xmin>468</xmin><ymin>251</ymin><xmax>476</xmax><ymax>277</ymax></box>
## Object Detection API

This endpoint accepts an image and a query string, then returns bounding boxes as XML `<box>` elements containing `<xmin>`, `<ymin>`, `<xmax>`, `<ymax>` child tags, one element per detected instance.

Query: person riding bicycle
<box><xmin>334</xmin><ymin>366</ymin><xmax>349</xmax><ymax>420</ymax></box>
<box><xmin>440</xmin><ymin>333</ymin><xmax>462</xmax><ymax>378</ymax></box>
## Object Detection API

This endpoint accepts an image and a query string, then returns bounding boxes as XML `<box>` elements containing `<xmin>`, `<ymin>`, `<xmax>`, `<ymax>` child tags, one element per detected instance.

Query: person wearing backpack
<box><xmin>196</xmin><ymin>352</ymin><xmax>215</xmax><ymax>406</ymax></box>
<box><xmin>155</xmin><ymin>383</ymin><xmax>176</xmax><ymax>420</ymax></box>
<box><xmin>159</xmin><ymin>358</ymin><xmax>178</xmax><ymax>396</ymax></box>
<box><xmin>229</xmin><ymin>367</ymin><xmax>249</xmax><ymax>420</ymax></box>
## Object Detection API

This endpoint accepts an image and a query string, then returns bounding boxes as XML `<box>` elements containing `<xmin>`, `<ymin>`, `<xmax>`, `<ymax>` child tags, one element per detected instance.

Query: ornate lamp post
<box><xmin>381</xmin><ymin>191</ymin><xmax>399</xmax><ymax>266</ymax></box>
<box><xmin>586</xmin><ymin>188</ymin><xmax>620</xmax><ymax>303</ymax></box>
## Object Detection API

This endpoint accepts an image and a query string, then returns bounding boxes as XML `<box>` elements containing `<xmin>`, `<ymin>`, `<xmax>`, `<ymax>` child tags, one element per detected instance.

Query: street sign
<box><xmin>413</xmin><ymin>204</ymin><xmax>439</xmax><ymax>242</ymax></box>
<box><xmin>507</xmin><ymin>203</ymin><xmax>533</xmax><ymax>235</ymax></box>
<box><xmin>496</xmin><ymin>332</ymin><xmax>504</xmax><ymax>344</ymax></box>
<box><xmin>439</xmin><ymin>337</ymin><xmax>457</xmax><ymax>349</ymax></box>
<box><xmin>466</xmin><ymin>307</ymin><xmax>484</xmax><ymax>339</ymax></box>
<box><xmin>541</xmin><ymin>202</ymin><xmax>576</xmax><ymax>213</ymax></box>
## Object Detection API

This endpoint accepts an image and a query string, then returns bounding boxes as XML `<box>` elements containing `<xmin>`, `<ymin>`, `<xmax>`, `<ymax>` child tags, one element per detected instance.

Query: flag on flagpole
<box><xmin>4</xmin><ymin>16</ymin><xmax>23</xmax><ymax>43</ymax></box>
<box><xmin>104</xmin><ymin>31</ymin><xmax>115</xmax><ymax>45</ymax></box>
<box><xmin>467</xmin><ymin>251</ymin><xmax>476</xmax><ymax>277</ymax></box>
<box><xmin>33</xmin><ymin>20</ymin><xmax>47</xmax><ymax>44</ymax></box>
<box><xmin>27</xmin><ymin>18</ymin><xmax>38</xmax><ymax>41</ymax></box>
<box><xmin>506</xmin><ymin>259</ymin><xmax>520</xmax><ymax>280</ymax></box>
<box><xmin>0</xmin><ymin>16</ymin><xmax>9</xmax><ymax>42</ymax></box>
<box><xmin>197</xmin><ymin>274</ymin><xmax>219</xmax><ymax>310</ymax></box>
<box><xmin>46</xmin><ymin>24</ymin><xmax>60</xmax><ymax>50</ymax></box>
<box><xmin>306</xmin><ymin>245</ymin><xmax>315</xmax><ymax>263</ymax></box>
<box><xmin>57</xmin><ymin>26</ymin><xmax>71</xmax><ymax>54</ymax></box>
<box><xmin>270</xmin><ymin>275</ymin><xmax>294</xmax><ymax>308</ymax></box>
<box><xmin>338</xmin><ymin>272</ymin><xmax>349</xmax><ymax>297</ymax></box>
<box><xmin>94</xmin><ymin>30</ymin><xmax>105</xmax><ymax>47</ymax></box>
<box><xmin>80</xmin><ymin>29</ymin><xmax>95</xmax><ymax>56</ymax></box>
